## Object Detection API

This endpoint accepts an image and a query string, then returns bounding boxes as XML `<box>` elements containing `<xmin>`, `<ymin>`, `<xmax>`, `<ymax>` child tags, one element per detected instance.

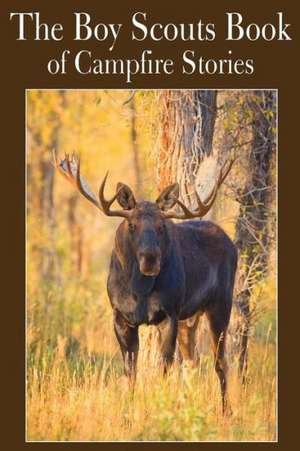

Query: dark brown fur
<box><xmin>107</xmin><ymin>198</ymin><xmax>237</xmax><ymax>413</ymax></box>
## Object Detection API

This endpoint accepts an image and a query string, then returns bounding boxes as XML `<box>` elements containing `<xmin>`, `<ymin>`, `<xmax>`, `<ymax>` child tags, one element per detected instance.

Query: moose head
<box><xmin>53</xmin><ymin>151</ymin><xmax>234</xmax><ymax>278</ymax></box>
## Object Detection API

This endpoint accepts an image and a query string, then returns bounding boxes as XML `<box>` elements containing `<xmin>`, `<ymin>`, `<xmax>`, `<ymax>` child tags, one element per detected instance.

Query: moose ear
<box><xmin>156</xmin><ymin>183</ymin><xmax>179</xmax><ymax>211</ymax></box>
<box><xmin>116</xmin><ymin>183</ymin><xmax>136</xmax><ymax>210</ymax></box>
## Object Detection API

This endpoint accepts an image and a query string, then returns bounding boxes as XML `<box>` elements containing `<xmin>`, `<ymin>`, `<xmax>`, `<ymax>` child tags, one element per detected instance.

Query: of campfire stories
<box><xmin>27</xmin><ymin>89</ymin><xmax>276</xmax><ymax>441</ymax></box>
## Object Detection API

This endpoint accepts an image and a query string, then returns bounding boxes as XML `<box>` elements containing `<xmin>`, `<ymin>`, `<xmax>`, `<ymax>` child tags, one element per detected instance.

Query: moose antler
<box><xmin>163</xmin><ymin>157</ymin><xmax>235</xmax><ymax>220</ymax></box>
<box><xmin>98</xmin><ymin>172</ymin><xmax>131</xmax><ymax>218</ymax></box>
<box><xmin>52</xmin><ymin>150</ymin><xmax>131</xmax><ymax>219</ymax></box>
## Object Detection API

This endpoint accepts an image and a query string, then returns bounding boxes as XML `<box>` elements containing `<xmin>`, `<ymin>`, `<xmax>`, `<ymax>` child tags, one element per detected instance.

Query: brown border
<box><xmin>1</xmin><ymin>0</ymin><xmax>299</xmax><ymax>449</ymax></box>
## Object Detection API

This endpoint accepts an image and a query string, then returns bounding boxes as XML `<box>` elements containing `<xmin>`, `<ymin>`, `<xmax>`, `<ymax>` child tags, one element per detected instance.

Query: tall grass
<box><xmin>27</xmin><ymin>273</ymin><xmax>276</xmax><ymax>441</ymax></box>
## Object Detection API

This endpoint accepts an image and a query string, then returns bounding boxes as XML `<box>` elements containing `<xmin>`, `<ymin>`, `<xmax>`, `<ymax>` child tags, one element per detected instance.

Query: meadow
<box><xmin>27</xmin><ymin>270</ymin><xmax>276</xmax><ymax>441</ymax></box>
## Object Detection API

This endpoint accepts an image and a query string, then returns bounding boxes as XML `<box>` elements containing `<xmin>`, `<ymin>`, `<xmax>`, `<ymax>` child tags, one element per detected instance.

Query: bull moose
<box><xmin>53</xmin><ymin>151</ymin><xmax>237</xmax><ymax>413</ymax></box>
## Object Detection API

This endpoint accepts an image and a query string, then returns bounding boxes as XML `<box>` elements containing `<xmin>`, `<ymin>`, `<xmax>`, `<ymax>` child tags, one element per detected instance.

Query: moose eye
<box><xmin>128</xmin><ymin>223</ymin><xmax>136</xmax><ymax>233</ymax></box>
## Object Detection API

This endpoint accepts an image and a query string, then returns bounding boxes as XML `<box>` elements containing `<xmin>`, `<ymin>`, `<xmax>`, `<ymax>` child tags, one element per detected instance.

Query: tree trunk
<box><xmin>40</xmin><ymin>156</ymin><xmax>56</xmax><ymax>280</ymax></box>
<box><xmin>129</xmin><ymin>96</ymin><xmax>142</xmax><ymax>197</ymax></box>
<box><xmin>156</xmin><ymin>89</ymin><xmax>218</xmax><ymax>362</ymax></box>
<box><xmin>29</xmin><ymin>98</ymin><xmax>58</xmax><ymax>282</ymax></box>
<box><xmin>235</xmin><ymin>90</ymin><xmax>276</xmax><ymax>378</ymax></box>
<box><xmin>157</xmin><ymin>90</ymin><xmax>217</xmax><ymax>208</ymax></box>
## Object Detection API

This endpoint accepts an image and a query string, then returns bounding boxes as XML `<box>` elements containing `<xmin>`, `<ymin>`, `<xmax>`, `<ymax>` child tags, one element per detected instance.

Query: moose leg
<box><xmin>177</xmin><ymin>312</ymin><xmax>202</xmax><ymax>364</ymax></box>
<box><xmin>157</xmin><ymin>316</ymin><xmax>178</xmax><ymax>374</ymax></box>
<box><xmin>206</xmin><ymin>310</ymin><xmax>231</xmax><ymax>415</ymax></box>
<box><xmin>113</xmin><ymin>310</ymin><xmax>139</xmax><ymax>386</ymax></box>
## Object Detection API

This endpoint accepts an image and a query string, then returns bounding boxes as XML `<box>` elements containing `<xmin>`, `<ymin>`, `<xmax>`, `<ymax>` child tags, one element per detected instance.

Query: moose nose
<box><xmin>140</xmin><ymin>251</ymin><xmax>159</xmax><ymax>265</ymax></box>
<box><xmin>138</xmin><ymin>250</ymin><xmax>161</xmax><ymax>276</ymax></box>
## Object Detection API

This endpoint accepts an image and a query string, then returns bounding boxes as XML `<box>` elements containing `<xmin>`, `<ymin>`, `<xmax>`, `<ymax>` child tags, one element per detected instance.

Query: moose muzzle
<box><xmin>138</xmin><ymin>250</ymin><xmax>161</xmax><ymax>276</ymax></box>
<box><xmin>136</xmin><ymin>229</ymin><xmax>162</xmax><ymax>276</ymax></box>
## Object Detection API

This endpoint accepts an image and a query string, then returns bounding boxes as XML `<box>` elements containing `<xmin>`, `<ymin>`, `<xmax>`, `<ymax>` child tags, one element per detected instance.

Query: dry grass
<box><xmin>26</xmin><ymin>275</ymin><xmax>276</xmax><ymax>442</ymax></box>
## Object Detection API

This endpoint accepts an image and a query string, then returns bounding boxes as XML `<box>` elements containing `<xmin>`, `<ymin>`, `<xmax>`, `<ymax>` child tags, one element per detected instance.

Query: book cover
<box><xmin>1</xmin><ymin>0</ymin><xmax>298</xmax><ymax>448</ymax></box>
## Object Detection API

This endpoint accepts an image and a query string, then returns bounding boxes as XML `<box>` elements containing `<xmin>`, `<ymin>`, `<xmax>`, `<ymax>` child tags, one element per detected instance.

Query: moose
<box><xmin>53</xmin><ymin>151</ymin><xmax>237</xmax><ymax>413</ymax></box>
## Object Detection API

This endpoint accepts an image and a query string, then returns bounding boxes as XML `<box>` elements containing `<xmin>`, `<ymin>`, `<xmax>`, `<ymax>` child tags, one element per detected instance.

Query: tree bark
<box><xmin>157</xmin><ymin>90</ymin><xmax>217</xmax><ymax>208</ymax></box>
<box><xmin>129</xmin><ymin>96</ymin><xmax>142</xmax><ymax>197</ymax></box>
<box><xmin>234</xmin><ymin>90</ymin><xmax>276</xmax><ymax>378</ymax></box>
<box><xmin>156</xmin><ymin>89</ymin><xmax>218</xmax><ymax>362</ymax></box>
